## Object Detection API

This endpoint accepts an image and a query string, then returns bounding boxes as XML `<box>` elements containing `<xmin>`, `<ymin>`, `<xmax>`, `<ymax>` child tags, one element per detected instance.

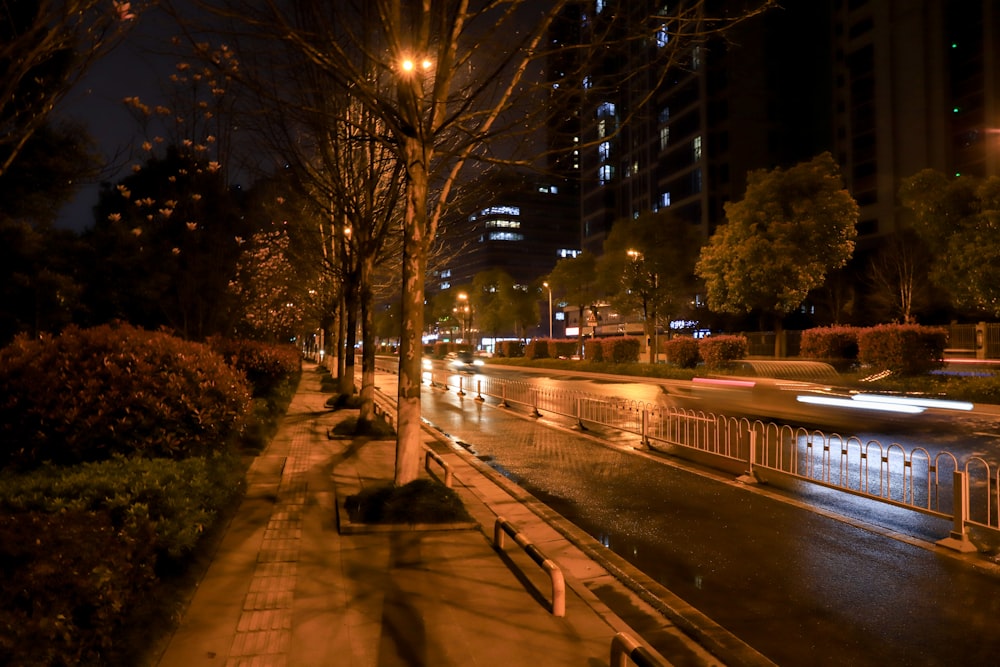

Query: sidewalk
<box><xmin>155</xmin><ymin>363</ymin><xmax>725</xmax><ymax>667</ymax></box>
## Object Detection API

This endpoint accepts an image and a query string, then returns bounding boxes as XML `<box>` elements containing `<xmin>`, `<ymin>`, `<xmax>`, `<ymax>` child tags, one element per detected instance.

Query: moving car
<box><xmin>447</xmin><ymin>351</ymin><xmax>484</xmax><ymax>372</ymax></box>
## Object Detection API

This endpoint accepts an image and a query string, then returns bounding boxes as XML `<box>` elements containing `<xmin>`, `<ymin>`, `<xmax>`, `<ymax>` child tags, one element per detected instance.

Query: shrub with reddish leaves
<box><xmin>208</xmin><ymin>337</ymin><xmax>301</xmax><ymax>397</ymax></box>
<box><xmin>857</xmin><ymin>324</ymin><xmax>946</xmax><ymax>375</ymax></box>
<box><xmin>550</xmin><ymin>339</ymin><xmax>578</xmax><ymax>358</ymax></box>
<box><xmin>800</xmin><ymin>326</ymin><xmax>859</xmax><ymax>361</ymax></box>
<box><xmin>664</xmin><ymin>336</ymin><xmax>700</xmax><ymax>368</ymax></box>
<box><xmin>0</xmin><ymin>323</ymin><xmax>251</xmax><ymax>470</ymax></box>
<box><xmin>698</xmin><ymin>335</ymin><xmax>748</xmax><ymax>370</ymax></box>
<box><xmin>525</xmin><ymin>338</ymin><xmax>550</xmax><ymax>359</ymax></box>
<box><xmin>602</xmin><ymin>336</ymin><xmax>641</xmax><ymax>363</ymax></box>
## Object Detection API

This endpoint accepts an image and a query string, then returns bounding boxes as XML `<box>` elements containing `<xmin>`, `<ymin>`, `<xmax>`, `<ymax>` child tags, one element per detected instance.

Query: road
<box><xmin>388</xmin><ymin>362</ymin><xmax>1000</xmax><ymax>665</ymax></box>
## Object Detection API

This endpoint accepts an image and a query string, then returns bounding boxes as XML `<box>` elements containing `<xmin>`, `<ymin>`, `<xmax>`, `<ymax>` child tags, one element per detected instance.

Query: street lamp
<box><xmin>543</xmin><ymin>281</ymin><xmax>553</xmax><ymax>338</ymax></box>
<box><xmin>455</xmin><ymin>292</ymin><xmax>469</xmax><ymax>343</ymax></box>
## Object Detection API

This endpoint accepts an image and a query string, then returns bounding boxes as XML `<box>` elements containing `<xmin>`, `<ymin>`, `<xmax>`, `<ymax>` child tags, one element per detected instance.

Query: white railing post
<box><xmin>475</xmin><ymin>379</ymin><xmax>484</xmax><ymax>402</ymax></box>
<box><xmin>457</xmin><ymin>376</ymin><xmax>465</xmax><ymax>396</ymax></box>
<box><xmin>937</xmin><ymin>470</ymin><xmax>977</xmax><ymax>552</ymax></box>
<box><xmin>737</xmin><ymin>430</ymin><xmax>760</xmax><ymax>484</ymax></box>
<box><xmin>531</xmin><ymin>388</ymin><xmax>542</xmax><ymax>418</ymax></box>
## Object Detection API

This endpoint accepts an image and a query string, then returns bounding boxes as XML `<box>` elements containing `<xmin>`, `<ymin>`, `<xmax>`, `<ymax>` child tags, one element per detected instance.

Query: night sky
<box><xmin>54</xmin><ymin>9</ymin><xmax>175</xmax><ymax>233</ymax></box>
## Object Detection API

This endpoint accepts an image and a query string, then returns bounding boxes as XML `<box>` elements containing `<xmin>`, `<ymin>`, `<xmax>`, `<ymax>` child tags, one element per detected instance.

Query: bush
<box><xmin>857</xmin><ymin>324</ymin><xmax>947</xmax><ymax>375</ymax></box>
<box><xmin>0</xmin><ymin>454</ymin><xmax>245</xmax><ymax>563</ymax></box>
<box><xmin>208</xmin><ymin>338</ymin><xmax>301</xmax><ymax>398</ymax></box>
<box><xmin>699</xmin><ymin>335</ymin><xmax>748</xmax><ymax>370</ymax></box>
<box><xmin>664</xmin><ymin>336</ymin><xmax>700</xmax><ymax>368</ymax></box>
<box><xmin>800</xmin><ymin>326</ymin><xmax>859</xmax><ymax>361</ymax></box>
<box><xmin>496</xmin><ymin>340</ymin><xmax>524</xmax><ymax>358</ymax></box>
<box><xmin>0</xmin><ymin>323</ymin><xmax>252</xmax><ymax>470</ymax></box>
<box><xmin>0</xmin><ymin>509</ymin><xmax>157</xmax><ymax>667</ymax></box>
<box><xmin>603</xmin><ymin>337</ymin><xmax>641</xmax><ymax>363</ymax></box>
<box><xmin>525</xmin><ymin>338</ymin><xmax>550</xmax><ymax>359</ymax></box>
<box><xmin>584</xmin><ymin>338</ymin><xmax>604</xmax><ymax>362</ymax></box>
<box><xmin>551</xmin><ymin>339</ymin><xmax>578</xmax><ymax>358</ymax></box>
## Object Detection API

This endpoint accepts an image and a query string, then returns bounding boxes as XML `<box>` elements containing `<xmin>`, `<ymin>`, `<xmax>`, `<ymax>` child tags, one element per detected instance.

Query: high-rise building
<box><xmin>579</xmin><ymin>0</ymin><xmax>833</xmax><ymax>253</ymax></box>
<box><xmin>578</xmin><ymin>0</ymin><xmax>1000</xmax><ymax>254</ymax></box>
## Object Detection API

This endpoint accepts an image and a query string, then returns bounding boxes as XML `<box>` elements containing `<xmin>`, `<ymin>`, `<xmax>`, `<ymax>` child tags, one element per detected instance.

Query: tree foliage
<box><xmin>598</xmin><ymin>209</ymin><xmax>700</xmax><ymax>359</ymax></box>
<box><xmin>898</xmin><ymin>169</ymin><xmax>1000</xmax><ymax>317</ymax></box>
<box><xmin>695</xmin><ymin>152</ymin><xmax>859</xmax><ymax>328</ymax></box>
<box><xmin>82</xmin><ymin>147</ymin><xmax>252</xmax><ymax>338</ymax></box>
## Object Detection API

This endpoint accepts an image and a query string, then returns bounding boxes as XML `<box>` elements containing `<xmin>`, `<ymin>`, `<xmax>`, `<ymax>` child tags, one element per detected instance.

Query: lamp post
<box><xmin>543</xmin><ymin>281</ymin><xmax>553</xmax><ymax>338</ymax></box>
<box><xmin>455</xmin><ymin>292</ymin><xmax>469</xmax><ymax>343</ymax></box>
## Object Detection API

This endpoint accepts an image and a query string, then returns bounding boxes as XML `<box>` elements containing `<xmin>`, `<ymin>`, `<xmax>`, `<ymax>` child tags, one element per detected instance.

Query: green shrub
<box><xmin>208</xmin><ymin>338</ymin><xmax>301</xmax><ymax>398</ymax></box>
<box><xmin>525</xmin><ymin>338</ymin><xmax>550</xmax><ymax>359</ymax></box>
<box><xmin>664</xmin><ymin>336</ymin><xmax>700</xmax><ymax>368</ymax></box>
<box><xmin>699</xmin><ymin>335</ymin><xmax>748</xmax><ymax>370</ymax></box>
<box><xmin>0</xmin><ymin>509</ymin><xmax>157</xmax><ymax>667</ymax></box>
<box><xmin>0</xmin><ymin>454</ymin><xmax>244</xmax><ymax>563</ymax></box>
<box><xmin>800</xmin><ymin>326</ymin><xmax>859</xmax><ymax>361</ymax></box>
<box><xmin>0</xmin><ymin>323</ymin><xmax>252</xmax><ymax>470</ymax></box>
<box><xmin>857</xmin><ymin>324</ymin><xmax>947</xmax><ymax>375</ymax></box>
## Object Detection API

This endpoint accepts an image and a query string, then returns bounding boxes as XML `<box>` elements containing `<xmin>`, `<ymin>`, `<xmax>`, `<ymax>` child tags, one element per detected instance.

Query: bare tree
<box><xmin>178</xmin><ymin>0</ymin><xmax>773</xmax><ymax>485</ymax></box>
<box><xmin>866</xmin><ymin>230</ymin><xmax>931</xmax><ymax>324</ymax></box>
<box><xmin>0</xmin><ymin>0</ymin><xmax>140</xmax><ymax>177</ymax></box>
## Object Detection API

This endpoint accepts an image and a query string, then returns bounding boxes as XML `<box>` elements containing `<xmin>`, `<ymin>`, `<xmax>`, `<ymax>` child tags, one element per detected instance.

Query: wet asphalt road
<box><xmin>395</xmin><ymin>370</ymin><xmax>1000</xmax><ymax>666</ymax></box>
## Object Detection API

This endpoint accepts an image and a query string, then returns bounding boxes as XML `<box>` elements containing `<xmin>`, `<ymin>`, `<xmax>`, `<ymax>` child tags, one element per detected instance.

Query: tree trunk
<box><xmin>395</xmin><ymin>136</ymin><xmax>429</xmax><ymax>486</ymax></box>
<box><xmin>773</xmin><ymin>316</ymin><xmax>785</xmax><ymax>358</ymax></box>
<box><xmin>339</xmin><ymin>280</ymin><xmax>358</xmax><ymax>396</ymax></box>
<box><xmin>358</xmin><ymin>261</ymin><xmax>375</xmax><ymax>427</ymax></box>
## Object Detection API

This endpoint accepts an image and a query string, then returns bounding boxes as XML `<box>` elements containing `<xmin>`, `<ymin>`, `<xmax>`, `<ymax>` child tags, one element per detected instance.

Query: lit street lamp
<box><xmin>454</xmin><ymin>292</ymin><xmax>470</xmax><ymax>343</ymax></box>
<box><xmin>543</xmin><ymin>281</ymin><xmax>553</xmax><ymax>338</ymax></box>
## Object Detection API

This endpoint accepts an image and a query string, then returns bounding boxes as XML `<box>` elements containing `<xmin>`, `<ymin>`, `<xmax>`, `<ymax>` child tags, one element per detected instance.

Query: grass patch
<box><xmin>345</xmin><ymin>479</ymin><xmax>471</xmax><ymax>524</ymax></box>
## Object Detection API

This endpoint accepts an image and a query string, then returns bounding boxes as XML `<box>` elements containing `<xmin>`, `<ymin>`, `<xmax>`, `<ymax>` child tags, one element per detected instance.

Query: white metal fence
<box><xmin>374</xmin><ymin>359</ymin><xmax>999</xmax><ymax>548</ymax></box>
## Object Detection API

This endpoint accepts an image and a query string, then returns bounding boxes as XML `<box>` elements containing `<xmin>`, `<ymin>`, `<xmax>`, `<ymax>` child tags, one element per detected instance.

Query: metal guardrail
<box><xmin>493</xmin><ymin>516</ymin><xmax>566</xmax><ymax>617</ymax></box>
<box><xmin>610</xmin><ymin>632</ymin><xmax>664</xmax><ymax>667</ymax></box>
<box><xmin>424</xmin><ymin>449</ymin><xmax>454</xmax><ymax>488</ymax></box>
<box><xmin>374</xmin><ymin>359</ymin><xmax>999</xmax><ymax>550</ymax></box>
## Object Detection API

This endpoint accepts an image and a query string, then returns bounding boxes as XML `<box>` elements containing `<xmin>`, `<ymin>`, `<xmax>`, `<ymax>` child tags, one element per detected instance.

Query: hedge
<box><xmin>0</xmin><ymin>453</ymin><xmax>244</xmax><ymax>666</ymax></box>
<box><xmin>800</xmin><ymin>326</ymin><xmax>860</xmax><ymax>361</ymax></box>
<box><xmin>0</xmin><ymin>323</ymin><xmax>251</xmax><ymax>470</ymax></box>
<box><xmin>496</xmin><ymin>340</ymin><xmax>524</xmax><ymax>357</ymax></box>
<box><xmin>525</xmin><ymin>338</ymin><xmax>550</xmax><ymax>359</ymax></box>
<box><xmin>208</xmin><ymin>338</ymin><xmax>301</xmax><ymax>397</ymax></box>
<box><xmin>857</xmin><ymin>324</ymin><xmax>947</xmax><ymax>375</ymax></box>
<box><xmin>698</xmin><ymin>335</ymin><xmax>748</xmax><ymax>370</ymax></box>
<box><xmin>664</xmin><ymin>336</ymin><xmax>700</xmax><ymax>368</ymax></box>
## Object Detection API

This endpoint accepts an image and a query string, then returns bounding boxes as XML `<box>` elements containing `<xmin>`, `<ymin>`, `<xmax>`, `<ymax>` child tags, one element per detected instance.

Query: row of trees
<box><xmin>28</xmin><ymin>1</ymin><xmax>997</xmax><ymax>491</ymax></box>
<box><xmin>545</xmin><ymin>152</ymin><xmax>1000</xmax><ymax>359</ymax></box>
<box><xmin>545</xmin><ymin>153</ymin><xmax>858</xmax><ymax>358</ymax></box>
<box><xmin>5</xmin><ymin>0</ymin><xmax>777</xmax><ymax>489</ymax></box>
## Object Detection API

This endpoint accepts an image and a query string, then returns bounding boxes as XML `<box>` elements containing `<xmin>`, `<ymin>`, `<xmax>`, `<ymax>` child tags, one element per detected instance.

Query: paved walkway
<box><xmin>155</xmin><ymin>364</ymin><xmax>730</xmax><ymax>667</ymax></box>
